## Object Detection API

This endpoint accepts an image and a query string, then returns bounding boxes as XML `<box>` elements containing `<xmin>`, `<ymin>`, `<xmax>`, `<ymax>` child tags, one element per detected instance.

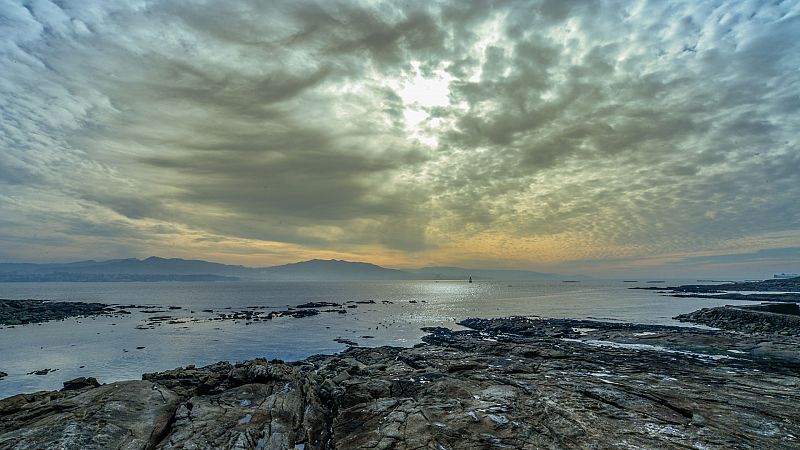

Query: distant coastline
<box><xmin>0</xmin><ymin>273</ymin><xmax>239</xmax><ymax>282</ymax></box>
<box><xmin>0</xmin><ymin>256</ymin><xmax>588</xmax><ymax>282</ymax></box>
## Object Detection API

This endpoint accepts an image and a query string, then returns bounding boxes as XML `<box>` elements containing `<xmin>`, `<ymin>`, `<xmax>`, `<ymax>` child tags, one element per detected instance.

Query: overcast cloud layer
<box><xmin>1</xmin><ymin>0</ymin><xmax>798</xmax><ymax>277</ymax></box>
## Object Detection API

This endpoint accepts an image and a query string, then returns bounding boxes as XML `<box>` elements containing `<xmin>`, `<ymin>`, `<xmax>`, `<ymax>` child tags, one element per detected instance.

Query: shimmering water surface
<box><xmin>0</xmin><ymin>280</ymin><xmax>751</xmax><ymax>397</ymax></box>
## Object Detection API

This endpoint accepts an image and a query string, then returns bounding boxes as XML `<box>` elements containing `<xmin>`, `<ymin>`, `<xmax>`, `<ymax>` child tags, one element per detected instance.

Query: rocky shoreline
<box><xmin>0</xmin><ymin>297</ymin><xmax>396</xmax><ymax>332</ymax></box>
<box><xmin>1</xmin><ymin>316</ymin><xmax>798</xmax><ymax>449</ymax></box>
<box><xmin>632</xmin><ymin>277</ymin><xmax>800</xmax><ymax>303</ymax></box>
<box><xmin>0</xmin><ymin>299</ymin><xmax>115</xmax><ymax>326</ymax></box>
<box><xmin>676</xmin><ymin>303</ymin><xmax>800</xmax><ymax>336</ymax></box>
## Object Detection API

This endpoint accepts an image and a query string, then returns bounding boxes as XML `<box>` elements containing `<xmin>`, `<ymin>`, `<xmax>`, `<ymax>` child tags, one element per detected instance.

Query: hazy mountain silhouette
<box><xmin>258</xmin><ymin>259</ymin><xmax>413</xmax><ymax>280</ymax></box>
<box><xmin>0</xmin><ymin>257</ymin><xmax>585</xmax><ymax>281</ymax></box>
<box><xmin>0</xmin><ymin>257</ymin><xmax>249</xmax><ymax>276</ymax></box>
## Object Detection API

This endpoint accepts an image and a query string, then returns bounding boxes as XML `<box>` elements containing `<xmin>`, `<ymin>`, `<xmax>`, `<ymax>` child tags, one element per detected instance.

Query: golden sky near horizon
<box><xmin>1</xmin><ymin>0</ymin><xmax>799</xmax><ymax>277</ymax></box>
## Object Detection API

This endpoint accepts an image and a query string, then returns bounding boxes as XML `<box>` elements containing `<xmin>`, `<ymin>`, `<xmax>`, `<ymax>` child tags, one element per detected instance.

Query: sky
<box><xmin>0</xmin><ymin>0</ymin><xmax>798</xmax><ymax>278</ymax></box>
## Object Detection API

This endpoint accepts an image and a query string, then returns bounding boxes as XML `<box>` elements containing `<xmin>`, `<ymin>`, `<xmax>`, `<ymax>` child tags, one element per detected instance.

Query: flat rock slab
<box><xmin>0</xmin><ymin>381</ymin><xmax>179</xmax><ymax>449</ymax></box>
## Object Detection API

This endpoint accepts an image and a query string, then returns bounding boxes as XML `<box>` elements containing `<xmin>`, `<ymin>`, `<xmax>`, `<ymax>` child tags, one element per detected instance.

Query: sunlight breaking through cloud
<box><xmin>0</xmin><ymin>0</ymin><xmax>798</xmax><ymax>276</ymax></box>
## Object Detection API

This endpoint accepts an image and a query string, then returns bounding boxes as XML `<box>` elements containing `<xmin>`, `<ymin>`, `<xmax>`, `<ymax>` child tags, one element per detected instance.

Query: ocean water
<box><xmin>0</xmin><ymin>279</ymin><xmax>751</xmax><ymax>398</ymax></box>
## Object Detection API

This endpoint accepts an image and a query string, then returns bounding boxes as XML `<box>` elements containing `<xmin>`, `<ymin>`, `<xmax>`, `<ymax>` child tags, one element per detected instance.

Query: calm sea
<box><xmin>0</xmin><ymin>279</ymin><xmax>749</xmax><ymax>397</ymax></box>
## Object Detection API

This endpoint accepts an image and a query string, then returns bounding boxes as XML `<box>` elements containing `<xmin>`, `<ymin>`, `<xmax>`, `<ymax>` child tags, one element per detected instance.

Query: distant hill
<box><xmin>0</xmin><ymin>257</ymin><xmax>585</xmax><ymax>282</ymax></box>
<box><xmin>0</xmin><ymin>257</ymin><xmax>252</xmax><ymax>282</ymax></box>
<box><xmin>0</xmin><ymin>272</ymin><xmax>238</xmax><ymax>282</ymax></box>
<box><xmin>258</xmin><ymin>259</ymin><xmax>414</xmax><ymax>281</ymax></box>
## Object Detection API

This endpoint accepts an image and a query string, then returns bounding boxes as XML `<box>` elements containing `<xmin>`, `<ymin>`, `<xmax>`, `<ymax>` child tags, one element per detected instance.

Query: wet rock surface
<box><xmin>0</xmin><ymin>299</ymin><xmax>113</xmax><ymax>326</ymax></box>
<box><xmin>1</xmin><ymin>316</ymin><xmax>799</xmax><ymax>449</ymax></box>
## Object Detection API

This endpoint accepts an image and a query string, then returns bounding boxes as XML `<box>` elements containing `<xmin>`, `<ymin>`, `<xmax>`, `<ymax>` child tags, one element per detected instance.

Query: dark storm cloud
<box><xmin>0</xmin><ymin>0</ymin><xmax>798</xmax><ymax>274</ymax></box>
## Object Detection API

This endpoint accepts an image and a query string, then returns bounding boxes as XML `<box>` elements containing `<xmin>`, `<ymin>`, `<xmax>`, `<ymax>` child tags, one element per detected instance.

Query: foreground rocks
<box><xmin>1</xmin><ymin>317</ymin><xmax>799</xmax><ymax>449</ymax></box>
<box><xmin>0</xmin><ymin>299</ymin><xmax>113</xmax><ymax>326</ymax></box>
<box><xmin>0</xmin><ymin>381</ymin><xmax>179</xmax><ymax>448</ymax></box>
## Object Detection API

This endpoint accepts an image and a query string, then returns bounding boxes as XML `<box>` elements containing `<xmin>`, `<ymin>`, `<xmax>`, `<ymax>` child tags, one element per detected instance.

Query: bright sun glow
<box><xmin>393</xmin><ymin>63</ymin><xmax>452</xmax><ymax>147</ymax></box>
<box><xmin>398</xmin><ymin>74</ymin><xmax>451</xmax><ymax>108</ymax></box>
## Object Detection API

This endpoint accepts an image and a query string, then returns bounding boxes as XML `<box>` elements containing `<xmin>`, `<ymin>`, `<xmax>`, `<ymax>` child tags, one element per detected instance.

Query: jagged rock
<box><xmin>61</xmin><ymin>376</ymin><xmax>101</xmax><ymax>391</ymax></box>
<box><xmin>159</xmin><ymin>382</ymin><xmax>314</xmax><ymax>449</ymax></box>
<box><xmin>0</xmin><ymin>381</ymin><xmax>179</xmax><ymax>449</ymax></box>
<box><xmin>143</xmin><ymin>361</ymin><xmax>233</xmax><ymax>397</ymax></box>
<box><xmin>229</xmin><ymin>360</ymin><xmax>295</xmax><ymax>385</ymax></box>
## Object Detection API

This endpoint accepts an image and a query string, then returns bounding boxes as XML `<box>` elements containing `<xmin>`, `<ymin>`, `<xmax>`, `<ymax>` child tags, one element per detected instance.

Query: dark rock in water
<box><xmin>673</xmin><ymin>292</ymin><xmax>800</xmax><ymax>302</ymax></box>
<box><xmin>289</xmin><ymin>309</ymin><xmax>319</xmax><ymax>318</ymax></box>
<box><xmin>26</xmin><ymin>368</ymin><xmax>57</xmax><ymax>376</ymax></box>
<box><xmin>0</xmin><ymin>372</ymin><xmax>6</xmax><ymax>380</ymax></box>
<box><xmin>61</xmin><ymin>377</ymin><xmax>101</xmax><ymax>391</ymax></box>
<box><xmin>333</xmin><ymin>338</ymin><xmax>359</xmax><ymax>346</ymax></box>
<box><xmin>296</xmin><ymin>301</ymin><xmax>340</xmax><ymax>309</ymax></box>
<box><xmin>355</xmin><ymin>300</ymin><xmax>376</xmax><ymax>304</ymax></box>
<box><xmin>635</xmin><ymin>277</ymin><xmax>800</xmax><ymax>302</ymax></box>
<box><xmin>672</xmin><ymin>277</ymin><xmax>800</xmax><ymax>293</ymax></box>
<box><xmin>115</xmin><ymin>304</ymin><xmax>148</xmax><ymax>309</ymax></box>
<box><xmin>0</xmin><ymin>299</ymin><xmax>112</xmax><ymax>326</ymax></box>
<box><xmin>2</xmin><ymin>316</ymin><xmax>800</xmax><ymax>448</ymax></box>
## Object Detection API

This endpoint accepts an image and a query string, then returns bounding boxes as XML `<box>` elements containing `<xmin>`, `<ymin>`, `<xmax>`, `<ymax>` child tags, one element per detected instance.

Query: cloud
<box><xmin>0</xmin><ymin>0</ymin><xmax>798</xmax><ymax>274</ymax></box>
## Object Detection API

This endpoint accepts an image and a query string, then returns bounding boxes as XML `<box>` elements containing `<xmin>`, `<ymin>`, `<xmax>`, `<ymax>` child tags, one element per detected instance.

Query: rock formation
<box><xmin>676</xmin><ymin>303</ymin><xmax>800</xmax><ymax>335</ymax></box>
<box><xmin>1</xmin><ymin>317</ymin><xmax>798</xmax><ymax>449</ymax></box>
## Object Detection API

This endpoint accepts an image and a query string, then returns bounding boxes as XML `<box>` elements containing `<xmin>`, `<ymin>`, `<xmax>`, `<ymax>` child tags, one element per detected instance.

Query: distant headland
<box><xmin>0</xmin><ymin>256</ymin><xmax>588</xmax><ymax>282</ymax></box>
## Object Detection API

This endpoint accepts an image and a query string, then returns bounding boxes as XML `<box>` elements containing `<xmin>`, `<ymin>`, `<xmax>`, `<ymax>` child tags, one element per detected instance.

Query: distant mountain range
<box><xmin>0</xmin><ymin>257</ymin><xmax>587</xmax><ymax>282</ymax></box>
